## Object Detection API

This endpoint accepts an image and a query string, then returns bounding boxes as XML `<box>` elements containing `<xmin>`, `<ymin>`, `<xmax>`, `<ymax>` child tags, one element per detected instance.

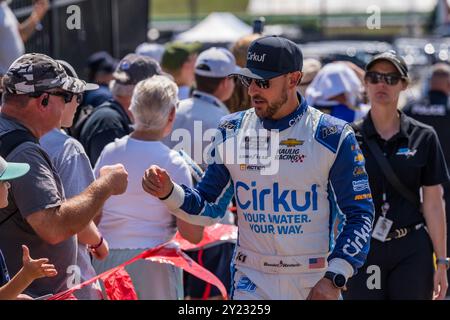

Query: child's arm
<box><xmin>0</xmin><ymin>245</ymin><xmax>57</xmax><ymax>300</ymax></box>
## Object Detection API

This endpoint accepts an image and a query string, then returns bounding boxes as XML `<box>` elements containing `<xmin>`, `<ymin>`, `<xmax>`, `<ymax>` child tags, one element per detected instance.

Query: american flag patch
<box><xmin>309</xmin><ymin>257</ymin><xmax>325</xmax><ymax>269</ymax></box>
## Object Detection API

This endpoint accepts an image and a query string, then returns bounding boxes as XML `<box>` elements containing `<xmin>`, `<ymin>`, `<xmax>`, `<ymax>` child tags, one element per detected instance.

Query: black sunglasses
<box><xmin>30</xmin><ymin>91</ymin><xmax>83</xmax><ymax>104</ymax></box>
<box><xmin>237</xmin><ymin>75</ymin><xmax>270</xmax><ymax>89</ymax></box>
<box><xmin>74</xmin><ymin>92</ymin><xmax>83</xmax><ymax>104</ymax></box>
<box><xmin>365</xmin><ymin>71</ymin><xmax>403</xmax><ymax>86</ymax></box>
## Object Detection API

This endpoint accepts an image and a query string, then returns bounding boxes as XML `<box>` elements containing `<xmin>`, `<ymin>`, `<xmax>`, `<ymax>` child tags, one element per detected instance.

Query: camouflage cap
<box><xmin>2</xmin><ymin>53</ymin><xmax>95</xmax><ymax>95</ymax></box>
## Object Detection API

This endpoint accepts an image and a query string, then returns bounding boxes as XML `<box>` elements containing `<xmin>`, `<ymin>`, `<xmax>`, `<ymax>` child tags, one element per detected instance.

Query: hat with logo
<box><xmin>229</xmin><ymin>35</ymin><xmax>303</xmax><ymax>80</ymax></box>
<box><xmin>195</xmin><ymin>47</ymin><xmax>241</xmax><ymax>78</ymax></box>
<box><xmin>365</xmin><ymin>50</ymin><xmax>408</xmax><ymax>78</ymax></box>
<box><xmin>161</xmin><ymin>41</ymin><xmax>202</xmax><ymax>71</ymax></box>
<box><xmin>113</xmin><ymin>53</ymin><xmax>164</xmax><ymax>85</ymax></box>
<box><xmin>3</xmin><ymin>53</ymin><xmax>95</xmax><ymax>94</ymax></box>
<box><xmin>0</xmin><ymin>156</ymin><xmax>30</xmax><ymax>181</ymax></box>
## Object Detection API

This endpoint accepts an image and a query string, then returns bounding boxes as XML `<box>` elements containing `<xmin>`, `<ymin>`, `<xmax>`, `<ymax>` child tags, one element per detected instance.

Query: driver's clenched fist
<box><xmin>142</xmin><ymin>165</ymin><xmax>174</xmax><ymax>199</ymax></box>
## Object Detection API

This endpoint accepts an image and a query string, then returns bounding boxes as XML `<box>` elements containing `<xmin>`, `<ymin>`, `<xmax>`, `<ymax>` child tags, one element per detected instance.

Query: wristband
<box><xmin>159</xmin><ymin>185</ymin><xmax>174</xmax><ymax>200</ymax></box>
<box><xmin>89</xmin><ymin>236</ymin><xmax>103</xmax><ymax>250</ymax></box>
<box><xmin>436</xmin><ymin>257</ymin><xmax>450</xmax><ymax>270</ymax></box>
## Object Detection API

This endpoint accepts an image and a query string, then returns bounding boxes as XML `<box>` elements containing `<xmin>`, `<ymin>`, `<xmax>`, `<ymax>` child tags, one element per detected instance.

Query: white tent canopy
<box><xmin>174</xmin><ymin>12</ymin><xmax>253</xmax><ymax>43</ymax></box>
<box><xmin>247</xmin><ymin>0</ymin><xmax>437</xmax><ymax>15</ymax></box>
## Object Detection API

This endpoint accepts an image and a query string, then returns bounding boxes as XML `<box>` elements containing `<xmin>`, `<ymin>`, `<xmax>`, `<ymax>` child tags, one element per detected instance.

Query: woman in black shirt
<box><xmin>343</xmin><ymin>51</ymin><xmax>449</xmax><ymax>300</ymax></box>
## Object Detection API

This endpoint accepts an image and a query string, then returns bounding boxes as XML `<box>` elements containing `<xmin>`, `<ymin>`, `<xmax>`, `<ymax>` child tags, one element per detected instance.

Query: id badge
<box><xmin>372</xmin><ymin>216</ymin><xmax>393</xmax><ymax>242</ymax></box>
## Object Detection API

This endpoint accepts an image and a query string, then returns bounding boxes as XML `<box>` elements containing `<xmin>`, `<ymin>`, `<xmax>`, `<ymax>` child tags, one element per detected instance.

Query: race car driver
<box><xmin>142</xmin><ymin>36</ymin><xmax>375</xmax><ymax>300</ymax></box>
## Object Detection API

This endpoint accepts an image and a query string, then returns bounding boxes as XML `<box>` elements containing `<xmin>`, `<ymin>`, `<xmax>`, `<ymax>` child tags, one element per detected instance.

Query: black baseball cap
<box><xmin>113</xmin><ymin>54</ymin><xmax>164</xmax><ymax>85</ymax></box>
<box><xmin>87</xmin><ymin>51</ymin><xmax>118</xmax><ymax>74</ymax></box>
<box><xmin>229</xmin><ymin>35</ymin><xmax>303</xmax><ymax>80</ymax></box>
<box><xmin>365</xmin><ymin>50</ymin><xmax>409</xmax><ymax>78</ymax></box>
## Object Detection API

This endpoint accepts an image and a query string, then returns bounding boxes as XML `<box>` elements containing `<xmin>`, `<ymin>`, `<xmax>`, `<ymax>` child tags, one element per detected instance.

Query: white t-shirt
<box><xmin>162</xmin><ymin>90</ymin><xmax>229</xmax><ymax>168</ymax></box>
<box><xmin>0</xmin><ymin>2</ymin><xmax>24</xmax><ymax>74</ymax></box>
<box><xmin>94</xmin><ymin>135</ymin><xmax>193</xmax><ymax>249</ymax></box>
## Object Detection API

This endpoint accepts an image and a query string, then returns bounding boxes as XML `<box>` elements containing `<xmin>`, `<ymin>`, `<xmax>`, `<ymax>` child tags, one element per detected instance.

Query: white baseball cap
<box><xmin>135</xmin><ymin>43</ymin><xmax>165</xmax><ymax>63</ymax></box>
<box><xmin>195</xmin><ymin>47</ymin><xmax>240</xmax><ymax>78</ymax></box>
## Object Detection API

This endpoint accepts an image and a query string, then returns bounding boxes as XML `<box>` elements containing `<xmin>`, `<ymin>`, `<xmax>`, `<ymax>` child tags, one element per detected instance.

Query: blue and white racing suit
<box><xmin>163</xmin><ymin>97</ymin><xmax>375</xmax><ymax>299</ymax></box>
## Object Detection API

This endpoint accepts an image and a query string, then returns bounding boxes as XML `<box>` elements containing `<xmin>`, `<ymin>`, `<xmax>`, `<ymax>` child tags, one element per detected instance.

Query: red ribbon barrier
<box><xmin>49</xmin><ymin>224</ymin><xmax>237</xmax><ymax>300</ymax></box>
<box><xmin>174</xmin><ymin>223</ymin><xmax>237</xmax><ymax>251</ymax></box>
<box><xmin>103</xmin><ymin>268</ymin><xmax>138</xmax><ymax>300</ymax></box>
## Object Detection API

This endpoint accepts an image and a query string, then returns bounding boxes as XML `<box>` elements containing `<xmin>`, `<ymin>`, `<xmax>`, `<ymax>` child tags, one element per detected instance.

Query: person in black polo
<box><xmin>403</xmin><ymin>63</ymin><xmax>450</xmax><ymax>296</ymax></box>
<box><xmin>79</xmin><ymin>54</ymin><xmax>164</xmax><ymax>165</ymax></box>
<box><xmin>343</xmin><ymin>51</ymin><xmax>450</xmax><ymax>300</ymax></box>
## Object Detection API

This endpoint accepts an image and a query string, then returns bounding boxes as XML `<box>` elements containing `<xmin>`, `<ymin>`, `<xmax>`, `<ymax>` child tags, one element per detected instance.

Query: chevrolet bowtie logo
<box><xmin>280</xmin><ymin>139</ymin><xmax>304</xmax><ymax>147</ymax></box>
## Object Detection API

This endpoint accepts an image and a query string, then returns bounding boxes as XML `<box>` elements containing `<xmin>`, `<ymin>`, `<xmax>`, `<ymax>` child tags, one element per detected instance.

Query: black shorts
<box><xmin>183</xmin><ymin>242</ymin><xmax>235</xmax><ymax>299</ymax></box>
<box><xmin>343</xmin><ymin>227</ymin><xmax>434</xmax><ymax>300</ymax></box>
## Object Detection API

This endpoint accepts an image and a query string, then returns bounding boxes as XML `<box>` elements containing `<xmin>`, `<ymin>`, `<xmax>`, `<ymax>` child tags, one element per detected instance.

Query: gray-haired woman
<box><xmin>93</xmin><ymin>75</ymin><xmax>203</xmax><ymax>299</ymax></box>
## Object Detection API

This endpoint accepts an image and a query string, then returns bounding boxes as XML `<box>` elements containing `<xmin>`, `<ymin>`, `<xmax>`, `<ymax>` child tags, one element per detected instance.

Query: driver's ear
<box><xmin>290</xmin><ymin>72</ymin><xmax>302</xmax><ymax>87</ymax></box>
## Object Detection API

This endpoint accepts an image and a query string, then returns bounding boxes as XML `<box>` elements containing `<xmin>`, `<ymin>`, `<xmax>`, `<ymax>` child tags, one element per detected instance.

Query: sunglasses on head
<box><xmin>365</xmin><ymin>71</ymin><xmax>403</xmax><ymax>86</ymax></box>
<box><xmin>237</xmin><ymin>75</ymin><xmax>271</xmax><ymax>89</ymax></box>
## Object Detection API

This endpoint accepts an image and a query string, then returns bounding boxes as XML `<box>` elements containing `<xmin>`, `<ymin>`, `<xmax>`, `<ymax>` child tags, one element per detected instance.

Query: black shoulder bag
<box><xmin>351</xmin><ymin>120</ymin><xmax>421</xmax><ymax>209</ymax></box>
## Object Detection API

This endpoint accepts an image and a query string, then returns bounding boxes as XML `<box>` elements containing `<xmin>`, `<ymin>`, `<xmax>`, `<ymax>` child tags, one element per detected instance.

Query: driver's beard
<box><xmin>256</xmin><ymin>84</ymin><xmax>288</xmax><ymax>119</ymax></box>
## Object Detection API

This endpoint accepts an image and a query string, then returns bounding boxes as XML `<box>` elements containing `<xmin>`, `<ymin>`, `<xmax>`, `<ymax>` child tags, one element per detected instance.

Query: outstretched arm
<box><xmin>142</xmin><ymin>161</ymin><xmax>234</xmax><ymax>226</ymax></box>
<box><xmin>26</xmin><ymin>164</ymin><xmax>128</xmax><ymax>245</ymax></box>
<box><xmin>19</xmin><ymin>0</ymin><xmax>49</xmax><ymax>42</ymax></box>
<box><xmin>0</xmin><ymin>245</ymin><xmax>57</xmax><ymax>300</ymax></box>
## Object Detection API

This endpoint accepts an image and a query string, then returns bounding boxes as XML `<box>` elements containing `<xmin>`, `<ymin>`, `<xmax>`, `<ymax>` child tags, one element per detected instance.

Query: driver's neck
<box><xmin>272</xmin><ymin>91</ymin><xmax>300</xmax><ymax>120</ymax></box>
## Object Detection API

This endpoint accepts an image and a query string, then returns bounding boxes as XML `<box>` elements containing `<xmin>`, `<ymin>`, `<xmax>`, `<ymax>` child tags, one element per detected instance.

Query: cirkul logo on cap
<box><xmin>247</xmin><ymin>51</ymin><xmax>267</xmax><ymax>63</ymax></box>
